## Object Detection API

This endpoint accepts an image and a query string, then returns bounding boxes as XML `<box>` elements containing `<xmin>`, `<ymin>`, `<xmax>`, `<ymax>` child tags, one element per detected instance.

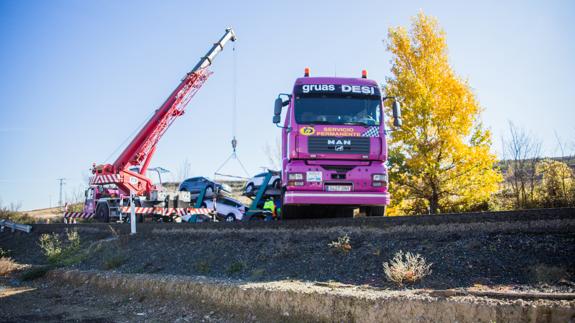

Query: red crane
<box><xmin>90</xmin><ymin>28</ymin><xmax>236</xmax><ymax>197</ymax></box>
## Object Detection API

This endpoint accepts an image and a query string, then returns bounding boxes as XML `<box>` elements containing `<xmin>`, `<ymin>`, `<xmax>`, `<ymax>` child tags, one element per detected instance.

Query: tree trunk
<box><xmin>429</xmin><ymin>185</ymin><xmax>439</xmax><ymax>214</ymax></box>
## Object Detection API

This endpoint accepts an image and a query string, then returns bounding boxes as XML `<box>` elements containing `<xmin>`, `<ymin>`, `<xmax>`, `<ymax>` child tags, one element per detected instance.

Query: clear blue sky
<box><xmin>1</xmin><ymin>0</ymin><xmax>574</xmax><ymax>210</ymax></box>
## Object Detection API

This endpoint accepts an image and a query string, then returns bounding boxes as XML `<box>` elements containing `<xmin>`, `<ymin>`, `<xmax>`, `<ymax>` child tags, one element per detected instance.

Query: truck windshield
<box><xmin>294</xmin><ymin>97</ymin><xmax>381</xmax><ymax>126</ymax></box>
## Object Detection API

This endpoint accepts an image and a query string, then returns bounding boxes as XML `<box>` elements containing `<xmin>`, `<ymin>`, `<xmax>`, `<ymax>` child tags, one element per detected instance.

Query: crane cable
<box><xmin>214</xmin><ymin>43</ymin><xmax>250</xmax><ymax>179</ymax></box>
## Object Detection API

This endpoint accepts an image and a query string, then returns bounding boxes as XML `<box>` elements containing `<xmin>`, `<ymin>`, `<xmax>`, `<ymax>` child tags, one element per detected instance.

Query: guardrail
<box><xmin>0</xmin><ymin>219</ymin><xmax>32</xmax><ymax>233</ymax></box>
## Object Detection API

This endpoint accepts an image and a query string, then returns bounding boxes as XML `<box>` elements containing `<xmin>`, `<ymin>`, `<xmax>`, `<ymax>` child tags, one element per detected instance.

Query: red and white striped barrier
<box><xmin>63</xmin><ymin>207</ymin><xmax>211</xmax><ymax>224</ymax></box>
<box><xmin>119</xmin><ymin>207</ymin><xmax>212</xmax><ymax>215</ymax></box>
<box><xmin>89</xmin><ymin>174</ymin><xmax>121</xmax><ymax>184</ymax></box>
<box><xmin>63</xmin><ymin>212</ymin><xmax>94</xmax><ymax>219</ymax></box>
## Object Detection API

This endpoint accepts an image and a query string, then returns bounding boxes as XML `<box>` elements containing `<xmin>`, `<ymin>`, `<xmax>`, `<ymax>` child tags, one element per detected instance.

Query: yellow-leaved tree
<box><xmin>384</xmin><ymin>12</ymin><xmax>502</xmax><ymax>215</ymax></box>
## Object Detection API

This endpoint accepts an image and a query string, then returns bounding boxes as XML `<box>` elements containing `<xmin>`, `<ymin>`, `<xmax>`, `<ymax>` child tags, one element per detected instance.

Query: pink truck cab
<box><xmin>273</xmin><ymin>69</ymin><xmax>402</xmax><ymax>218</ymax></box>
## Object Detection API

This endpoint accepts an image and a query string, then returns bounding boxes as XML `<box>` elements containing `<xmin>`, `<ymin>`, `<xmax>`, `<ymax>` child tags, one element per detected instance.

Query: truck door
<box><xmin>84</xmin><ymin>187</ymin><xmax>96</xmax><ymax>214</ymax></box>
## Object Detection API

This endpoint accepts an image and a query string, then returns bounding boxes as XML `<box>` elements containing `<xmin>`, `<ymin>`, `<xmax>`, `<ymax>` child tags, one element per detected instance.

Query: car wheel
<box><xmin>245</xmin><ymin>183</ymin><xmax>254</xmax><ymax>195</ymax></box>
<box><xmin>225</xmin><ymin>214</ymin><xmax>235</xmax><ymax>222</ymax></box>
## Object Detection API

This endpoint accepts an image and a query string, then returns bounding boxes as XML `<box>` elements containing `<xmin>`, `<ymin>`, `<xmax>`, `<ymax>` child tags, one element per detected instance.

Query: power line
<box><xmin>57</xmin><ymin>178</ymin><xmax>66</xmax><ymax>207</ymax></box>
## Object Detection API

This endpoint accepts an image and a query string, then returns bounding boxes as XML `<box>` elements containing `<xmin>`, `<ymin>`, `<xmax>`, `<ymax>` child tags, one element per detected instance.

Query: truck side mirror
<box><xmin>272</xmin><ymin>115</ymin><xmax>281</xmax><ymax>124</ymax></box>
<box><xmin>392</xmin><ymin>101</ymin><xmax>402</xmax><ymax>127</ymax></box>
<box><xmin>273</xmin><ymin>98</ymin><xmax>283</xmax><ymax>124</ymax></box>
<box><xmin>274</xmin><ymin>98</ymin><xmax>283</xmax><ymax>116</ymax></box>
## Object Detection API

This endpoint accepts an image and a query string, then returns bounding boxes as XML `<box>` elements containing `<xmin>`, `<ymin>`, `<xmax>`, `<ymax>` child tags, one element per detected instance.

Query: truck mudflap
<box><xmin>283</xmin><ymin>191</ymin><xmax>390</xmax><ymax>206</ymax></box>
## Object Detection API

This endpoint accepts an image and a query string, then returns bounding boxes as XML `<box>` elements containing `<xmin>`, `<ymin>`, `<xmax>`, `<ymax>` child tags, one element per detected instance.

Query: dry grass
<box><xmin>383</xmin><ymin>250</ymin><xmax>432</xmax><ymax>286</ymax></box>
<box><xmin>0</xmin><ymin>257</ymin><xmax>21</xmax><ymax>276</ymax></box>
<box><xmin>328</xmin><ymin>234</ymin><xmax>352</xmax><ymax>253</ymax></box>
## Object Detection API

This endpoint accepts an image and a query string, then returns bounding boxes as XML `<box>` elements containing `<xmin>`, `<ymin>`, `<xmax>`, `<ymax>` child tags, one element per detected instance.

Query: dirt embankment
<box><xmin>1</xmin><ymin>208</ymin><xmax>574</xmax><ymax>322</ymax></box>
<box><xmin>2</xmin><ymin>208</ymin><xmax>575</xmax><ymax>291</ymax></box>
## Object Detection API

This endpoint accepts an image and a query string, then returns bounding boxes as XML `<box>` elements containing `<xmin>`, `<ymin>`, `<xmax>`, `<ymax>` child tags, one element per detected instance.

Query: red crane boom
<box><xmin>91</xmin><ymin>28</ymin><xmax>236</xmax><ymax>196</ymax></box>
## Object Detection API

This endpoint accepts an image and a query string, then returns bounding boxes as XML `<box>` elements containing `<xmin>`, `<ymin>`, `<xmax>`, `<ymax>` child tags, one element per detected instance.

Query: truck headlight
<box><xmin>372</xmin><ymin>173</ymin><xmax>388</xmax><ymax>187</ymax></box>
<box><xmin>372</xmin><ymin>174</ymin><xmax>388</xmax><ymax>181</ymax></box>
<box><xmin>288</xmin><ymin>173</ymin><xmax>304</xmax><ymax>180</ymax></box>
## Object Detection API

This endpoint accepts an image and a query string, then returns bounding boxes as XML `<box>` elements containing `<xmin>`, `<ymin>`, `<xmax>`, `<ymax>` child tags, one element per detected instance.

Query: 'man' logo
<box><xmin>328</xmin><ymin>139</ymin><xmax>351</xmax><ymax>145</ymax></box>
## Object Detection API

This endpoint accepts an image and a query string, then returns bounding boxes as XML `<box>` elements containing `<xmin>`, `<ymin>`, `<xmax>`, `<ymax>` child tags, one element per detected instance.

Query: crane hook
<box><xmin>231</xmin><ymin>136</ymin><xmax>237</xmax><ymax>153</ymax></box>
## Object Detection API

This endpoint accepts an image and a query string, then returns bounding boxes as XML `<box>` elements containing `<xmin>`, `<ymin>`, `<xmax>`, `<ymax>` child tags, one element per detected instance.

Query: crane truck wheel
<box><xmin>366</xmin><ymin>206</ymin><xmax>386</xmax><ymax>217</ymax></box>
<box><xmin>245</xmin><ymin>184</ymin><xmax>254</xmax><ymax>195</ymax></box>
<box><xmin>95</xmin><ymin>203</ymin><xmax>110</xmax><ymax>223</ymax></box>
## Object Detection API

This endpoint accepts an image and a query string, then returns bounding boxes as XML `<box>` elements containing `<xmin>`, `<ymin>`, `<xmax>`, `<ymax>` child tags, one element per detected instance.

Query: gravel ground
<box><xmin>1</xmin><ymin>214</ymin><xmax>574</xmax><ymax>293</ymax></box>
<box><xmin>0</xmin><ymin>277</ymin><xmax>278</xmax><ymax>323</ymax></box>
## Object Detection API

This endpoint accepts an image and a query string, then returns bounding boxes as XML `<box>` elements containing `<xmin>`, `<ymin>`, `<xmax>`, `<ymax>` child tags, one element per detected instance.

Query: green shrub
<box><xmin>39</xmin><ymin>233</ymin><xmax>63</xmax><ymax>263</ymax></box>
<box><xmin>103</xmin><ymin>252</ymin><xmax>127</xmax><ymax>270</ymax></box>
<box><xmin>195</xmin><ymin>260</ymin><xmax>211</xmax><ymax>274</ymax></box>
<box><xmin>38</xmin><ymin>230</ymin><xmax>84</xmax><ymax>265</ymax></box>
<box><xmin>227</xmin><ymin>261</ymin><xmax>245</xmax><ymax>274</ymax></box>
<box><xmin>0</xmin><ymin>247</ymin><xmax>10</xmax><ymax>258</ymax></box>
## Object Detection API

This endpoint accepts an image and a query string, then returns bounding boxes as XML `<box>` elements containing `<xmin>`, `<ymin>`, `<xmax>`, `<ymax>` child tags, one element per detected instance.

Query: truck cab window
<box><xmin>294</xmin><ymin>96</ymin><xmax>381</xmax><ymax>126</ymax></box>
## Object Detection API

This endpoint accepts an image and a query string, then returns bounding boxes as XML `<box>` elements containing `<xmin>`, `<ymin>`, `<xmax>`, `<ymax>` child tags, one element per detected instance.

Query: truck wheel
<box><xmin>367</xmin><ymin>206</ymin><xmax>386</xmax><ymax>217</ymax></box>
<box><xmin>282</xmin><ymin>205</ymin><xmax>303</xmax><ymax>219</ymax></box>
<box><xmin>245</xmin><ymin>183</ymin><xmax>254</xmax><ymax>195</ymax></box>
<box><xmin>95</xmin><ymin>203</ymin><xmax>110</xmax><ymax>223</ymax></box>
<box><xmin>334</xmin><ymin>207</ymin><xmax>354</xmax><ymax>218</ymax></box>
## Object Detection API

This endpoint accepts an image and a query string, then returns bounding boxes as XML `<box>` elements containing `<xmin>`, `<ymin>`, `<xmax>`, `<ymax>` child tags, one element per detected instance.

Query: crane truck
<box><xmin>272</xmin><ymin>68</ymin><xmax>402</xmax><ymax>218</ymax></box>
<box><xmin>66</xmin><ymin>28</ymin><xmax>237</xmax><ymax>222</ymax></box>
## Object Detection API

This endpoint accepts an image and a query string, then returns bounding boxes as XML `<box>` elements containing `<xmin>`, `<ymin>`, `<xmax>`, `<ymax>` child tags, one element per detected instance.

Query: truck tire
<box><xmin>282</xmin><ymin>205</ymin><xmax>296</xmax><ymax>219</ymax></box>
<box><xmin>366</xmin><ymin>206</ymin><xmax>386</xmax><ymax>217</ymax></box>
<box><xmin>95</xmin><ymin>203</ymin><xmax>110</xmax><ymax>223</ymax></box>
<box><xmin>334</xmin><ymin>207</ymin><xmax>354</xmax><ymax>218</ymax></box>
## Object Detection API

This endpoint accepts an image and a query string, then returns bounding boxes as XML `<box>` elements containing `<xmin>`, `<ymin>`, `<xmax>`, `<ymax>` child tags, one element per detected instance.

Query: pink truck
<box><xmin>273</xmin><ymin>68</ymin><xmax>402</xmax><ymax>218</ymax></box>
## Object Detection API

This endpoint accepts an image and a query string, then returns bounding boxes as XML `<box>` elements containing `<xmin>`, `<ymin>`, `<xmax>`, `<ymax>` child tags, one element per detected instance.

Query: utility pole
<box><xmin>57</xmin><ymin>178</ymin><xmax>66</xmax><ymax>207</ymax></box>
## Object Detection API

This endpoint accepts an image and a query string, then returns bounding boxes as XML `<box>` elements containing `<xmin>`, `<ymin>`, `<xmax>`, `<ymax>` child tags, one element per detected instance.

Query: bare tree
<box><xmin>176</xmin><ymin>158</ymin><xmax>192</xmax><ymax>182</ymax></box>
<box><xmin>68</xmin><ymin>184</ymin><xmax>86</xmax><ymax>205</ymax></box>
<box><xmin>502</xmin><ymin>122</ymin><xmax>542</xmax><ymax>208</ymax></box>
<box><xmin>263</xmin><ymin>137</ymin><xmax>282</xmax><ymax>171</ymax></box>
<box><xmin>9</xmin><ymin>201</ymin><xmax>21</xmax><ymax>212</ymax></box>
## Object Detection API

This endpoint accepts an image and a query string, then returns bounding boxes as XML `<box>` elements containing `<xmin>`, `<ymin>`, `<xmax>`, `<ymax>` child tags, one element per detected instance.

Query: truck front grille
<box><xmin>308</xmin><ymin>137</ymin><xmax>370</xmax><ymax>154</ymax></box>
